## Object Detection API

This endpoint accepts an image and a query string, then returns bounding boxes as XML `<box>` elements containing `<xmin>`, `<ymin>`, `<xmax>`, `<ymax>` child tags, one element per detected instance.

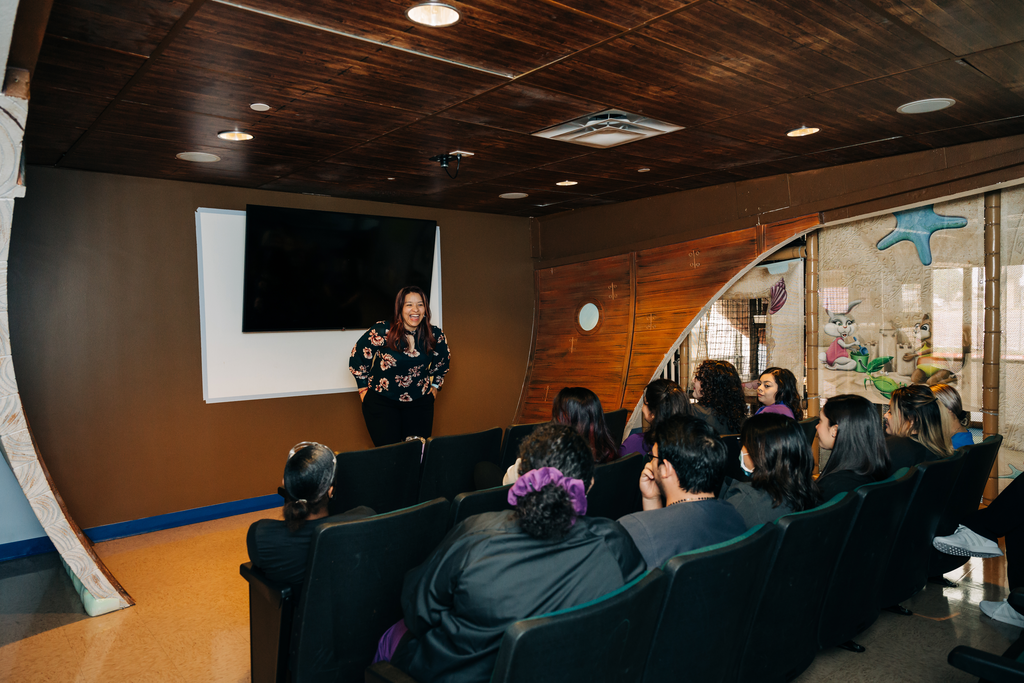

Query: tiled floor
<box><xmin>0</xmin><ymin>512</ymin><xmax>1018</xmax><ymax>682</ymax></box>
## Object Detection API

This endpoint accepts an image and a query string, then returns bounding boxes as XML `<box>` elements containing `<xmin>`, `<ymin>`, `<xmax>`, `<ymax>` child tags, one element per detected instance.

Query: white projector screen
<box><xmin>195</xmin><ymin>208</ymin><xmax>443</xmax><ymax>403</ymax></box>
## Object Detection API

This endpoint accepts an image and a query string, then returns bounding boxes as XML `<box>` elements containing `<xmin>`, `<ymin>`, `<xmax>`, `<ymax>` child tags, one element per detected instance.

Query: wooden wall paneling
<box><xmin>517</xmin><ymin>254</ymin><xmax>633</xmax><ymax>422</ymax></box>
<box><xmin>626</xmin><ymin>229</ymin><xmax>758</xmax><ymax>411</ymax></box>
<box><xmin>763</xmin><ymin>214</ymin><xmax>822</xmax><ymax>253</ymax></box>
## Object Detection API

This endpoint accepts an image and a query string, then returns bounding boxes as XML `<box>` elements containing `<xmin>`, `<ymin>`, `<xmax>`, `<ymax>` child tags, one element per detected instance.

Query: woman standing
<box><xmin>815</xmin><ymin>394</ymin><xmax>891</xmax><ymax>500</ymax></box>
<box><xmin>349</xmin><ymin>286</ymin><xmax>450</xmax><ymax>447</ymax></box>
<box><xmin>691</xmin><ymin>360</ymin><xmax>748</xmax><ymax>435</ymax></box>
<box><xmin>754</xmin><ymin>367</ymin><xmax>803</xmax><ymax>420</ymax></box>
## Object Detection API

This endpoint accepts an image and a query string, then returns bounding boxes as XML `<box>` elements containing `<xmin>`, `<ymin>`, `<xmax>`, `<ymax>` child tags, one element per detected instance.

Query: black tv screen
<box><xmin>242</xmin><ymin>205</ymin><xmax>436</xmax><ymax>333</ymax></box>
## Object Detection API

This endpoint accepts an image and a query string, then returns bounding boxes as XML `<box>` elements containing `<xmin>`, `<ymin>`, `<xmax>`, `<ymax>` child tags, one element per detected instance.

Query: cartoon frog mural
<box><xmin>819</xmin><ymin>300</ymin><xmax>864</xmax><ymax>371</ymax></box>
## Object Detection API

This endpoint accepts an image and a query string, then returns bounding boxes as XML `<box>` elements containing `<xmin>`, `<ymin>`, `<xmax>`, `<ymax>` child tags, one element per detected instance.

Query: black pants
<box><xmin>963</xmin><ymin>473</ymin><xmax>1024</xmax><ymax>590</ymax></box>
<box><xmin>361</xmin><ymin>391</ymin><xmax>435</xmax><ymax>447</ymax></box>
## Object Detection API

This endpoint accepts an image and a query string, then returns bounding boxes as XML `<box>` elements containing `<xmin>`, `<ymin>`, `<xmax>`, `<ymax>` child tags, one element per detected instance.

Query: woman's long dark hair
<box><xmin>385</xmin><ymin>285</ymin><xmax>436</xmax><ymax>353</ymax></box>
<box><xmin>760</xmin><ymin>367</ymin><xmax>803</xmax><ymax>420</ymax></box>
<box><xmin>818</xmin><ymin>394</ymin><xmax>890</xmax><ymax>481</ymax></box>
<box><xmin>694</xmin><ymin>360</ymin><xmax>748</xmax><ymax>433</ymax></box>
<box><xmin>741</xmin><ymin>413</ymin><xmax>821</xmax><ymax>512</ymax></box>
<box><xmin>552</xmin><ymin>387</ymin><xmax>618</xmax><ymax>464</ymax></box>
<box><xmin>515</xmin><ymin>423</ymin><xmax>595</xmax><ymax>540</ymax></box>
<box><xmin>642</xmin><ymin>379</ymin><xmax>692</xmax><ymax>449</ymax></box>
<box><xmin>282</xmin><ymin>442</ymin><xmax>336</xmax><ymax>533</ymax></box>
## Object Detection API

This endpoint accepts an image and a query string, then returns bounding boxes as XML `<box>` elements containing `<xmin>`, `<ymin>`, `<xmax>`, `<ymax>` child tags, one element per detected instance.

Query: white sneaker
<box><xmin>932</xmin><ymin>525</ymin><xmax>1003</xmax><ymax>558</ymax></box>
<box><xmin>980</xmin><ymin>599</ymin><xmax>1024</xmax><ymax>628</ymax></box>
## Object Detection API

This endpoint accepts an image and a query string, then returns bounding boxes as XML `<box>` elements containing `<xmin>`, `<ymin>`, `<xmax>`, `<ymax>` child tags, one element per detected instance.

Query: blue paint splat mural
<box><xmin>876</xmin><ymin>205</ymin><xmax>968</xmax><ymax>266</ymax></box>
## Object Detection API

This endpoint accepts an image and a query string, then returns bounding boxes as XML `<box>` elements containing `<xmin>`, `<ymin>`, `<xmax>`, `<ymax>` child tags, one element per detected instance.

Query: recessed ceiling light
<box><xmin>499</xmin><ymin>192</ymin><xmax>528</xmax><ymax>200</ymax></box>
<box><xmin>387</xmin><ymin>177</ymin><xmax>396</xmax><ymax>180</ymax></box>
<box><xmin>556</xmin><ymin>180</ymin><xmax>578</xmax><ymax>186</ymax></box>
<box><xmin>407</xmin><ymin>2</ymin><xmax>460</xmax><ymax>27</ymax></box>
<box><xmin>637</xmin><ymin>168</ymin><xmax>651</xmax><ymax>173</ymax></box>
<box><xmin>249</xmin><ymin>103</ymin><xmax>271</xmax><ymax>112</ymax></box>
<box><xmin>217</xmin><ymin>130</ymin><xmax>253</xmax><ymax>141</ymax></box>
<box><xmin>897</xmin><ymin>98</ymin><xmax>956</xmax><ymax>114</ymax></box>
<box><xmin>176</xmin><ymin>152</ymin><xmax>221</xmax><ymax>163</ymax></box>
<box><xmin>787</xmin><ymin>126</ymin><xmax>820</xmax><ymax>138</ymax></box>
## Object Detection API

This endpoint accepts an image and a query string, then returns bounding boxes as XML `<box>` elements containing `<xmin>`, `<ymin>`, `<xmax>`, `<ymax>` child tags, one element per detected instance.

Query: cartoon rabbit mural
<box><xmin>819</xmin><ymin>300</ymin><xmax>864</xmax><ymax>371</ymax></box>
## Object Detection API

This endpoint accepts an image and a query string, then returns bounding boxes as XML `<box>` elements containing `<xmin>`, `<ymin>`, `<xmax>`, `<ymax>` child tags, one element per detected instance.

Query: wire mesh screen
<box><xmin>689</xmin><ymin>298</ymin><xmax>770</xmax><ymax>383</ymax></box>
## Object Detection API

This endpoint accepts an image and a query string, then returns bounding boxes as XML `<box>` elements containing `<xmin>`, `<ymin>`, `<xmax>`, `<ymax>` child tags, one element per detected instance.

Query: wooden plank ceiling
<box><xmin>25</xmin><ymin>0</ymin><xmax>1024</xmax><ymax>217</ymax></box>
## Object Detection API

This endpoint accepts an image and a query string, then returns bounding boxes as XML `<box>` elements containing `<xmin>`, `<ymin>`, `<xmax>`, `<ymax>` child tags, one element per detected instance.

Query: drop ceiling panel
<box><xmin>46</xmin><ymin>0</ymin><xmax>192</xmax><ymax>56</ymax></box>
<box><xmin>872</xmin><ymin>0</ymin><xmax>1024</xmax><ymax>55</ymax></box>
<box><xmin>438</xmin><ymin>83</ymin><xmax>606</xmax><ymax>134</ymax></box>
<box><xmin>34</xmin><ymin>38</ymin><xmax>146</xmax><ymax>99</ymax></box>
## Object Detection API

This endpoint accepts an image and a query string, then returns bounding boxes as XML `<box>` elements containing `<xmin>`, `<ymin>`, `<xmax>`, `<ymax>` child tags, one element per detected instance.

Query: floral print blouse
<box><xmin>349</xmin><ymin>321</ymin><xmax>451</xmax><ymax>402</ymax></box>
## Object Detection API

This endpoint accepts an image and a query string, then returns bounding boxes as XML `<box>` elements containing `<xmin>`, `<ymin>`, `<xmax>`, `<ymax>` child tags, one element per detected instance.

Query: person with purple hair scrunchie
<box><xmin>376</xmin><ymin>423</ymin><xmax>645</xmax><ymax>683</ymax></box>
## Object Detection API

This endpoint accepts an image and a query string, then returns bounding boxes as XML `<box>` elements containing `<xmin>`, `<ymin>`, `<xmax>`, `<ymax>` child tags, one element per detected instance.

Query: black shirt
<box><xmin>886</xmin><ymin>435</ymin><xmax>936</xmax><ymax>472</ymax></box>
<box><xmin>818</xmin><ymin>470</ymin><xmax>879</xmax><ymax>501</ymax></box>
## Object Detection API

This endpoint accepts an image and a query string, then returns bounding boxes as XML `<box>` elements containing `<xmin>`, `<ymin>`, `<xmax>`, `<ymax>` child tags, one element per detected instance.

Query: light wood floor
<box><xmin>0</xmin><ymin>510</ymin><xmax>1017</xmax><ymax>682</ymax></box>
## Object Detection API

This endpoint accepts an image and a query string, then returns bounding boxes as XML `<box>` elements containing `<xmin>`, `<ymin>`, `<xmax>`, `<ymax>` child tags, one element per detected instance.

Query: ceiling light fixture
<box><xmin>176</xmin><ymin>152</ymin><xmax>221</xmax><ymax>163</ymax></box>
<box><xmin>500</xmin><ymin>192</ymin><xmax>528</xmax><ymax>199</ymax></box>
<box><xmin>556</xmin><ymin>180</ymin><xmax>578</xmax><ymax>186</ymax></box>
<box><xmin>406</xmin><ymin>2</ymin><xmax>460</xmax><ymax>27</ymax></box>
<box><xmin>897</xmin><ymin>98</ymin><xmax>956</xmax><ymax>114</ymax></box>
<box><xmin>786</xmin><ymin>126</ymin><xmax>820</xmax><ymax>138</ymax></box>
<box><xmin>217</xmin><ymin>130</ymin><xmax>254</xmax><ymax>141</ymax></box>
<box><xmin>428</xmin><ymin>150</ymin><xmax>470</xmax><ymax>179</ymax></box>
<box><xmin>637</xmin><ymin>168</ymin><xmax>651</xmax><ymax>173</ymax></box>
<box><xmin>533</xmin><ymin>109</ymin><xmax>683</xmax><ymax>149</ymax></box>
<box><xmin>249</xmin><ymin>103</ymin><xmax>271</xmax><ymax>112</ymax></box>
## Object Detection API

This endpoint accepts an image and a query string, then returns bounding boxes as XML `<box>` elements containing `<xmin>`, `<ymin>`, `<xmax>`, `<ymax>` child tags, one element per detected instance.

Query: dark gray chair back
<box><xmin>489</xmin><ymin>570</ymin><xmax>669</xmax><ymax>683</ymax></box>
<box><xmin>798</xmin><ymin>416</ymin><xmax>819</xmax><ymax>446</ymax></box>
<box><xmin>817</xmin><ymin>468</ymin><xmax>920</xmax><ymax>650</ymax></box>
<box><xmin>291</xmin><ymin>498</ymin><xmax>451</xmax><ymax>683</ymax></box>
<box><xmin>418</xmin><ymin>427</ymin><xmax>503</xmax><ymax>502</ymax></box>
<box><xmin>240</xmin><ymin>563</ymin><xmax>294</xmax><ymax>683</ymax></box>
<box><xmin>736</xmin><ymin>493</ymin><xmax>860</xmax><ymax>683</ymax></box>
<box><xmin>720</xmin><ymin>433</ymin><xmax>750</xmax><ymax>483</ymax></box>
<box><xmin>877</xmin><ymin>453</ymin><xmax>966</xmax><ymax>608</ymax></box>
<box><xmin>929</xmin><ymin>434</ymin><xmax>1002</xmax><ymax>576</ymax></box>
<box><xmin>449</xmin><ymin>484</ymin><xmax>514</xmax><ymax>528</ymax></box>
<box><xmin>499</xmin><ymin>421</ymin><xmax>549</xmax><ymax>471</ymax></box>
<box><xmin>644</xmin><ymin>524</ymin><xmax>779</xmax><ymax>683</ymax></box>
<box><xmin>588</xmin><ymin>452</ymin><xmax>645</xmax><ymax>520</ymax></box>
<box><xmin>604</xmin><ymin>408</ymin><xmax>629</xmax><ymax>443</ymax></box>
<box><xmin>328</xmin><ymin>439</ymin><xmax>422</xmax><ymax>516</ymax></box>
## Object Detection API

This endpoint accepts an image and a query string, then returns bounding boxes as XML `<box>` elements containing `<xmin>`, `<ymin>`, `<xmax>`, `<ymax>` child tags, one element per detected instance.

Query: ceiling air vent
<box><xmin>532</xmin><ymin>109</ymin><xmax>683</xmax><ymax>149</ymax></box>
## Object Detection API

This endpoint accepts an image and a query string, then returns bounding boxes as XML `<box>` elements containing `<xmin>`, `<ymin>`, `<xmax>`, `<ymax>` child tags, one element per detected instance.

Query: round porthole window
<box><xmin>578</xmin><ymin>302</ymin><xmax>600</xmax><ymax>332</ymax></box>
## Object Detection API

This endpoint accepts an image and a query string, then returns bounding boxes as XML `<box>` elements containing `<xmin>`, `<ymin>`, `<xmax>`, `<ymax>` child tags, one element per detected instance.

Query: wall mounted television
<box><xmin>242</xmin><ymin>204</ymin><xmax>436</xmax><ymax>333</ymax></box>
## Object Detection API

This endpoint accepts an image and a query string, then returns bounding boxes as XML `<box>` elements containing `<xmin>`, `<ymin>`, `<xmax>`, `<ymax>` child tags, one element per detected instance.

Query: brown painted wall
<box><xmin>9</xmin><ymin>167</ymin><xmax>534</xmax><ymax>528</ymax></box>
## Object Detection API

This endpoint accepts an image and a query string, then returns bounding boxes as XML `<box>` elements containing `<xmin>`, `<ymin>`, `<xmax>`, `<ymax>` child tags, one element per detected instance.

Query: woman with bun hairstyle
<box><xmin>754</xmin><ymin>367</ymin><xmax>803</xmax><ymax>420</ymax></box>
<box><xmin>816</xmin><ymin>394</ymin><xmax>891</xmax><ymax>500</ymax></box>
<box><xmin>691</xmin><ymin>360</ymin><xmax>748</xmax><ymax>435</ymax></box>
<box><xmin>885</xmin><ymin>384</ymin><xmax>954</xmax><ymax>471</ymax></box>
<box><xmin>719</xmin><ymin>413</ymin><xmax>821</xmax><ymax>528</ymax></box>
<box><xmin>350</xmin><ymin>285</ymin><xmax>450</xmax><ymax>447</ymax></box>
<box><xmin>246</xmin><ymin>442</ymin><xmax>374</xmax><ymax>595</ymax></box>
<box><xmin>379</xmin><ymin>423</ymin><xmax>645</xmax><ymax>682</ymax></box>
<box><xmin>620</xmin><ymin>378</ymin><xmax>692</xmax><ymax>458</ymax></box>
<box><xmin>931</xmin><ymin>383</ymin><xmax>974</xmax><ymax>450</ymax></box>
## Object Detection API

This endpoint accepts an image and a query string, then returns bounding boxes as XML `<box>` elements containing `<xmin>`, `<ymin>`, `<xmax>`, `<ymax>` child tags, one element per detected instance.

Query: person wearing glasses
<box><xmin>617</xmin><ymin>415</ymin><xmax>745</xmax><ymax>568</ymax></box>
<box><xmin>246</xmin><ymin>442</ymin><xmax>374</xmax><ymax>595</ymax></box>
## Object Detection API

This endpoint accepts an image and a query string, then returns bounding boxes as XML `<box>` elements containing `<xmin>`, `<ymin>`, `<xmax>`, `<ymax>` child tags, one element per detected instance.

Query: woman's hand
<box><xmin>430</xmin><ymin>387</ymin><xmax>439</xmax><ymax>399</ymax></box>
<box><xmin>358</xmin><ymin>387</ymin><xmax>368</xmax><ymax>403</ymax></box>
<box><xmin>639</xmin><ymin>460</ymin><xmax>663</xmax><ymax>510</ymax></box>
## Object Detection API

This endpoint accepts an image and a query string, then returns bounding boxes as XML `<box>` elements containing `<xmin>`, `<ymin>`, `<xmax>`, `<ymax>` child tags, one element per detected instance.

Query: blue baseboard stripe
<box><xmin>0</xmin><ymin>493</ymin><xmax>283</xmax><ymax>563</ymax></box>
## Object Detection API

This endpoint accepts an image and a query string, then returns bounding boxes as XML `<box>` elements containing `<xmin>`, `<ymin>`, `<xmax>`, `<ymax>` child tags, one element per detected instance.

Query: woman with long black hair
<box><xmin>815</xmin><ymin>394</ymin><xmax>891</xmax><ymax>500</ymax></box>
<box><xmin>349</xmin><ymin>286</ymin><xmax>451</xmax><ymax>446</ymax></box>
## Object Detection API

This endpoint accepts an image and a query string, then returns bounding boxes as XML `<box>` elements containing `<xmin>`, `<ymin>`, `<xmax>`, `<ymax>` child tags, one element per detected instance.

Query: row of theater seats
<box><xmin>325</xmin><ymin>409</ymin><xmax>630</xmax><ymax>520</ymax></box>
<box><xmin>241</xmin><ymin>428</ymin><xmax>1000</xmax><ymax>683</ymax></box>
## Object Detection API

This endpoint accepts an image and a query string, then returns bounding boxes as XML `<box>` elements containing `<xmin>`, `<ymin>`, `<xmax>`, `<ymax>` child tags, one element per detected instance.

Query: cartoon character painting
<box><xmin>820</xmin><ymin>300</ymin><xmax>864</xmax><ymax>371</ymax></box>
<box><xmin>902</xmin><ymin>313</ymin><xmax>958</xmax><ymax>385</ymax></box>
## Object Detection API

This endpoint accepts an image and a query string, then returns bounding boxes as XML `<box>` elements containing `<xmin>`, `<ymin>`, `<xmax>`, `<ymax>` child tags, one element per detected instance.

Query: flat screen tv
<box><xmin>242</xmin><ymin>204</ymin><xmax>436</xmax><ymax>333</ymax></box>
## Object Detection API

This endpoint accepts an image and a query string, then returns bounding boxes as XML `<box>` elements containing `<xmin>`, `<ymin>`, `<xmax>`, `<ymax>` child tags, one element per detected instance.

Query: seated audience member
<box><xmin>246</xmin><ymin>442</ymin><xmax>374</xmax><ymax>595</ymax></box>
<box><xmin>885</xmin><ymin>385</ymin><xmax>954</xmax><ymax>470</ymax></box>
<box><xmin>617</xmin><ymin>415</ymin><xmax>746</xmax><ymax>568</ymax></box>
<box><xmin>933</xmin><ymin>473</ymin><xmax>1024</xmax><ymax>627</ymax></box>
<box><xmin>719</xmin><ymin>413</ymin><xmax>822</xmax><ymax>528</ymax></box>
<box><xmin>816</xmin><ymin>394</ymin><xmax>891</xmax><ymax>500</ymax></box>
<box><xmin>754</xmin><ymin>367</ymin><xmax>804</xmax><ymax>420</ymax></box>
<box><xmin>381</xmin><ymin>423</ymin><xmax>645</xmax><ymax>682</ymax></box>
<box><xmin>690</xmin><ymin>359</ymin><xmax>748</xmax><ymax>435</ymax></box>
<box><xmin>620</xmin><ymin>378</ymin><xmax>692</xmax><ymax>458</ymax></box>
<box><xmin>931</xmin><ymin>383</ymin><xmax>974</xmax><ymax>450</ymax></box>
<box><xmin>504</xmin><ymin>386</ymin><xmax>618</xmax><ymax>484</ymax></box>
